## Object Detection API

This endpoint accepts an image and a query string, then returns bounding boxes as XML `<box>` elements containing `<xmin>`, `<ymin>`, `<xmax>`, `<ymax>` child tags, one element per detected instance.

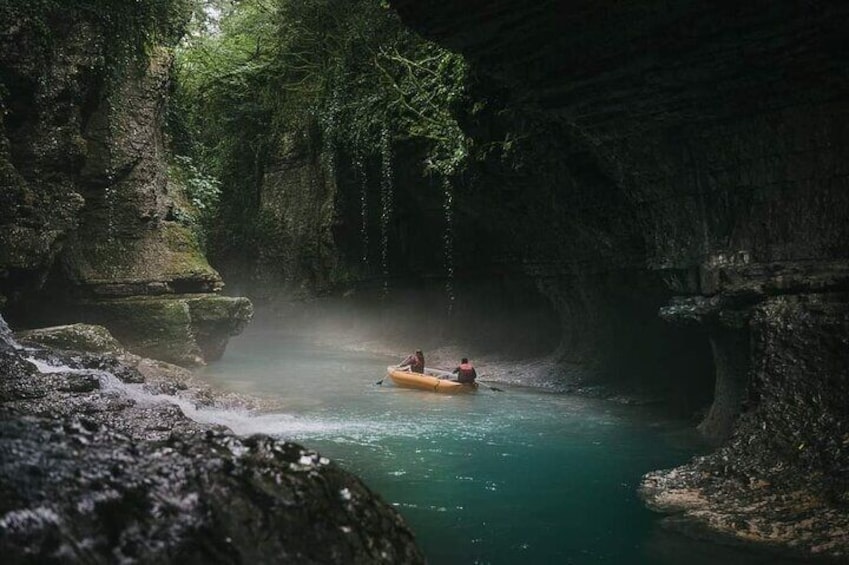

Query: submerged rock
<box><xmin>0</xmin><ymin>318</ymin><xmax>424</xmax><ymax>563</ymax></box>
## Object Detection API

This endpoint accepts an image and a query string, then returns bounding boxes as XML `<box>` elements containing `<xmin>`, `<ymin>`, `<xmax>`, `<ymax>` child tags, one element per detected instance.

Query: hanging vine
<box><xmin>171</xmin><ymin>0</ymin><xmax>472</xmax><ymax>253</ymax></box>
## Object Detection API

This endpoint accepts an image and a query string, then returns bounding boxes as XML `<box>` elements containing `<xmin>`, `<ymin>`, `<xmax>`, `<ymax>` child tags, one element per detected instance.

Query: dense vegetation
<box><xmin>0</xmin><ymin>0</ymin><xmax>192</xmax><ymax>69</ymax></box>
<box><xmin>170</xmin><ymin>0</ymin><xmax>471</xmax><ymax>265</ymax></box>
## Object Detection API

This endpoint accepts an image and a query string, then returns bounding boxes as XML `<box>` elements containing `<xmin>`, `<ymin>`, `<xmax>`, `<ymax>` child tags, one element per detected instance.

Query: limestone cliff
<box><xmin>0</xmin><ymin>2</ymin><xmax>252</xmax><ymax>365</ymax></box>
<box><xmin>390</xmin><ymin>0</ymin><xmax>849</xmax><ymax>558</ymax></box>
<box><xmin>212</xmin><ymin>127</ymin><xmax>344</xmax><ymax>302</ymax></box>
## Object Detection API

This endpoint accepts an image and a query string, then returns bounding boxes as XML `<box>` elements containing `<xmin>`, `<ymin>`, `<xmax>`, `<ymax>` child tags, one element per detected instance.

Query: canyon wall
<box><xmin>2</xmin><ymin>0</ymin><xmax>846</xmax><ymax>557</ymax></box>
<box><xmin>391</xmin><ymin>0</ymin><xmax>849</xmax><ymax>558</ymax></box>
<box><xmin>0</xmin><ymin>2</ymin><xmax>252</xmax><ymax>365</ymax></box>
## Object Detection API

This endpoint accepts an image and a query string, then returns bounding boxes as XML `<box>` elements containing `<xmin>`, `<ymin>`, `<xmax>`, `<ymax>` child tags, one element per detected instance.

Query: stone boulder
<box><xmin>71</xmin><ymin>294</ymin><xmax>253</xmax><ymax>366</ymax></box>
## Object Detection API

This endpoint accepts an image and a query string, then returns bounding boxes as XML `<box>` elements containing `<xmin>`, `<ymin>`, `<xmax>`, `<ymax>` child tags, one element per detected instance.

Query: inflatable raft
<box><xmin>386</xmin><ymin>366</ymin><xmax>478</xmax><ymax>394</ymax></box>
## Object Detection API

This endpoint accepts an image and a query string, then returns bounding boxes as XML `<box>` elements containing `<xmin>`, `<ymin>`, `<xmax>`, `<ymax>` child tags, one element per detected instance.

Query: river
<box><xmin>196</xmin><ymin>317</ymin><xmax>810</xmax><ymax>565</ymax></box>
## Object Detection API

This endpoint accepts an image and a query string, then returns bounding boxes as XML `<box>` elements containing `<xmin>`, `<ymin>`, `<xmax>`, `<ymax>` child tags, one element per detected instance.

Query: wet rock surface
<box><xmin>641</xmin><ymin>294</ymin><xmax>849</xmax><ymax>560</ymax></box>
<box><xmin>0</xmin><ymin>4</ymin><xmax>251</xmax><ymax>366</ymax></box>
<box><xmin>74</xmin><ymin>294</ymin><xmax>254</xmax><ymax>366</ymax></box>
<box><xmin>0</xmin><ymin>319</ymin><xmax>424</xmax><ymax>564</ymax></box>
<box><xmin>639</xmin><ymin>465</ymin><xmax>849</xmax><ymax>563</ymax></box>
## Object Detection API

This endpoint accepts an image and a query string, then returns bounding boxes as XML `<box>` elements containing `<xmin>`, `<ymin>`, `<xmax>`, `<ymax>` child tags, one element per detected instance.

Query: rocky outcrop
<box><xmin>0</xmin><ymin>6</ymin><xmax>90</xmax><ymax>306</ymax></box>
<box><xmin>0</xmin><ymin>319</ymin><xmax>424</xmax><ymax>563</ymax></box>
<box><xmin>67</xmin><ymin>294</ymin><xmax>253</xmax><ymax>366</ymax></box>
<box><xmin>390</xmin><ymin>0</ymin><xmax>849</xmax><ymax>558</ymax></box>
<box><xmin>0</xmin><ymin>2</ymin><xmax>251</xmax><ymax>365</ymax></box>
<box><xmin>643</xmin><ymin>293</ymin><xmax>849</xmax><ymax>557</ymax></box>
<box><xmin>214</xmin><ymin>130</ymin><xmax>343</xmax><ymax>301</ymax></box>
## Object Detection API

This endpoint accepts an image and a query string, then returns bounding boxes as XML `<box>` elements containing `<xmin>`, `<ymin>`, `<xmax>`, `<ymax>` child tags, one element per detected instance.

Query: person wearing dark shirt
<box><xmin>452</xmin><ymin>357</ymin><xmax>477</xmax><ymax>384</ymax></box>
<box><xmin>400</xmin><ymin>349</ymin><xmax>425</xmax><ymax>373</ymax></box>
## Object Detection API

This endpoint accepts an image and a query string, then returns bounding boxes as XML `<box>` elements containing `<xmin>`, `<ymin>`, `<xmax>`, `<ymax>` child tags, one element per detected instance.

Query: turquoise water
<box><xmin>198</xmin><ymin>323</ymin><xmax>805</xmax><ymax>565</ymax></box>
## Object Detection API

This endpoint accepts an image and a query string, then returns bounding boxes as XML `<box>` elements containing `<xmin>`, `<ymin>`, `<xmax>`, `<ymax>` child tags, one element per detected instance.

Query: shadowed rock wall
<box><xmin>391</xmin><ymin>0</ymin><xmax>849</xmax><ymax>557</ymax></box>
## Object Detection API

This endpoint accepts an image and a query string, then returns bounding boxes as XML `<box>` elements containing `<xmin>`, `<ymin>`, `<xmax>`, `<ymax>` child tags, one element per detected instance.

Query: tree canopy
<box><xmin>169</xmin><ymin>0</ymin><xmax>471</xmax><ymax>253</ymax></box>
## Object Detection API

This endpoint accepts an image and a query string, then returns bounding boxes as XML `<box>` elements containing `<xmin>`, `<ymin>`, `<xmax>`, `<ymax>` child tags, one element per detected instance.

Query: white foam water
<box><xmin>23</xmin><ymin>354</ymin><xmax>401</xmax><ymax>446</ymax></box>
<box><xmin>0</xmin><ymin>315</ymin><xmax>22</xmax><ymax>350</ymax></box>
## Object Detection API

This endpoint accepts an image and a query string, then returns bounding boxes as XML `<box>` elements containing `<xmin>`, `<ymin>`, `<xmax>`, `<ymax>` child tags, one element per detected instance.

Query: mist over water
<box><xmin>193</xmin><ymin>306</ymin><xmax>808</xmax><ymax>565</ymax></box>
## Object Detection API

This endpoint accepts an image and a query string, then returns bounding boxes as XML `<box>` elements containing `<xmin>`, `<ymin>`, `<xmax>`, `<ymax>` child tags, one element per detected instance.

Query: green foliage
<box><xmin>172</xmin><ymin>155</ymin><xmax>221</xmax><ymax>213</ymax></box>
<box><xmin>171</xmin><ymin>0</ymin><xmax>472</xmax><ymax>255</ymax></box>
<box><xmin>168</xmin><ymin>154</ymin><xmax>221</xmax><ymax>249</ymax></box>
<box><xmin>1</xmin><ymin>0</ymin><xmax>192</xmax><ymax>67</ymax></box>
<box><xmin>261</xmin><ymin>0</ymin><xmax>470</xmax><ymax>175</ymax></box>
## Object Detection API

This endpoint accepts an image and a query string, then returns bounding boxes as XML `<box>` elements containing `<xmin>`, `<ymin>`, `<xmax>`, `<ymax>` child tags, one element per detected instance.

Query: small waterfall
<box><xmin>379</xmin><ymin>124</ymin><xmax>394</xmax><ymax>297</ymax></box>
<box><xmin>354</xmin><ymin>152</ymin><xmax>369</xmax><ymax>268</ymax></box>
<box><xmin>21</xmin><ymin>355</ymin><xmax>258</xmax><ymax>435</ymax></box>
<box><xmin>0</xmin><ymin>314</ymin><xmax>22</xmax><ymax>350</ymax></box>
<box><xmin>21</xmin><ymin>353</ymin><xmax>380</xmax><ymax>444</ymax></box>
<box><xmin>441</xmin><ymin>175</ymin><xmax>456</xmax><ymax>315</ymax></box>
<box><xmin>321</xmin><ymin>88</ymin><xmax>341</xmax><ymax>189</ymax></box>
<box><xmin>324</xmin><ymin>145</ymin><xmax>337</xmax><ymax>184</ymax></box>
<box><xmin>104</xmin><ymin>173</ymin><xmax>116</xmax><ymax>241</ymax></box>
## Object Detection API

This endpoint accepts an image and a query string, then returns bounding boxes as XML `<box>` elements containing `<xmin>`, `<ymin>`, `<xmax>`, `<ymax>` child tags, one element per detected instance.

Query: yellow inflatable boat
<box><xmin>386</xmin><ymin>366</ymin><xmax>478</xmax><ymax>394</ymax></box>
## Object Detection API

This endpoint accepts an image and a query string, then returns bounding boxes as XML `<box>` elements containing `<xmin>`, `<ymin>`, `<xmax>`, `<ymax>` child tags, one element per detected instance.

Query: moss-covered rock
<box><xmin>0</xmin><ymin>7</ymin><xmax>251</xmax><ymax>365</ymax></box>
<box><xmin>185</xmin><ymin>294</ymin><xmax>254</xmax><ymax>361</ymax></box>
<box><xmin>16</xmin><ymin>323</ymin><xmax>124</xmax><ymax>354</ymax></box>
<box><xmin>0</xmin><ymin>11</ymin><xmax>90</xmax><ymax>302</ymax></box>
<box><xmin>63</xmin><ymin>221</ymin><xmax>222</xmax><ymax>296</ymax></box>
<box><xmin>78</xmin><ymin>296</ymin><xmax>200</xmax><ymax>365</ymax></box>
<box><xmin>78</xmin><ymin>294</ymin><xmax>253</xmax><ymax>366</ymax></box>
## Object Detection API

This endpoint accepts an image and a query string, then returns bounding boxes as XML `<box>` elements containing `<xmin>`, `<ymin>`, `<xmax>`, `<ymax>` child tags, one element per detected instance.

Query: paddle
<box><xmin>376</xmin><ymin>365</ymin><xmax>409</xmax><ymax>385</ymax></box>
<box><xmin>478</xmin><ymin>380</ymin><xmax>504</xmax><ymax>392</ymax></box>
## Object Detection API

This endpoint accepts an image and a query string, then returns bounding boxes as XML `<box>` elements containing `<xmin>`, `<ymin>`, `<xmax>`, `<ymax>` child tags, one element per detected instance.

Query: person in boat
<box><xmin>400</xmin><ymin>349</ymin><xmax>425</xmax><ymax>373</ymax></box>
<box><xmin>452</xmin><ymin>357</ymin><xmax>477</xmax><ymax>384</ymax></box>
